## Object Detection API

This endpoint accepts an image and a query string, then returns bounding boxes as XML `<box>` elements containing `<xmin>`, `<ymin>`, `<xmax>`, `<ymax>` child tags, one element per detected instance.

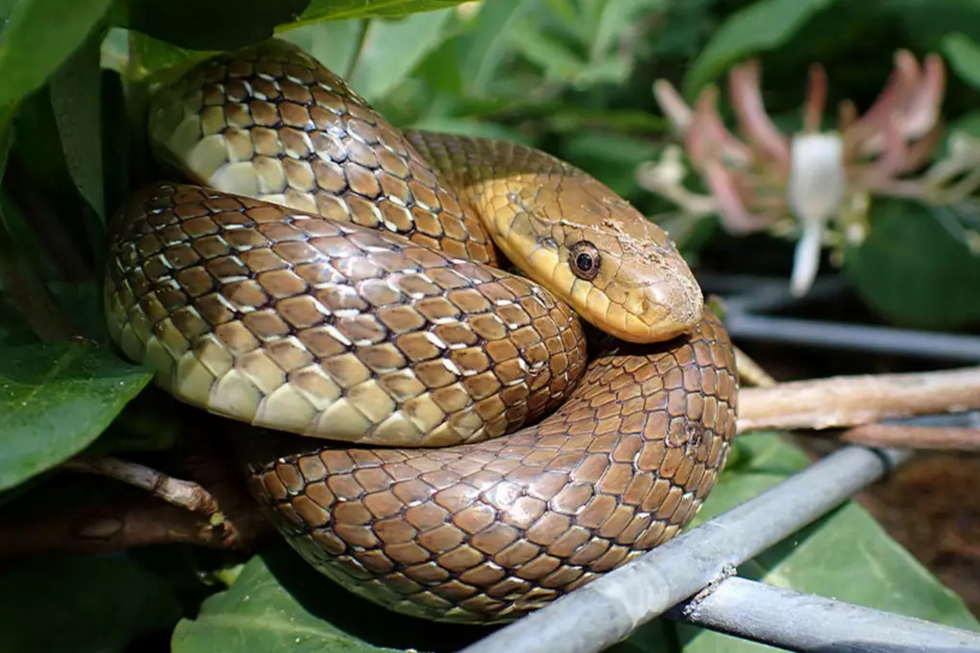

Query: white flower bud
<box><xmin>787</xmin><ymin>133</ymin><xmax>845</xmax><ymax>296</ymax></box>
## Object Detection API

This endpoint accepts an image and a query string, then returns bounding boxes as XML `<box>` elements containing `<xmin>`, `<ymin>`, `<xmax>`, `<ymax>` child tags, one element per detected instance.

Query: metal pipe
<box><xmin>460</xmin><ymin>446</ymin><xmax>911</xmax><ymax>653</ymax></box>
<box><xmin>666</xmin><ymin>577</ymin><xmax>980</xmax><ymax>652</ymax></box>
<box><xmin>725</xmin><ymin>313</ymin><xmax>980</xmax><ymax>362</ymax></box>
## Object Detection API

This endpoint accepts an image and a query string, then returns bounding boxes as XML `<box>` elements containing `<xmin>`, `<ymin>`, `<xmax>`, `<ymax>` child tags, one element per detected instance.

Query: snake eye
<box><xmin>569</xmin><ymin>241</ymin><xmax>601</xmax><ymax>281</ymax></box>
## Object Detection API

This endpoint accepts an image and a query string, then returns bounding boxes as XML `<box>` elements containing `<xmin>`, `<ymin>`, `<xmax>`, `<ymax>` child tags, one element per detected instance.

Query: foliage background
<box><xmin>1</xmin><ymin>0</ymin><xmax>980</xmax><ymax>650</ymax></box>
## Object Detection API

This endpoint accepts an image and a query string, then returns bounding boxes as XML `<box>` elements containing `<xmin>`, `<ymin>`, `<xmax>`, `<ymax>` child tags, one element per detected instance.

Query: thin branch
<box><xmin>0</xmin><ymin>497</ymin><xmax>272</xmax><ymax>559</ymax></box>
<box><xmin>737</xmin><ymin>365</ymin><xmax>980</xmax><ymax>433</ymax></box>
<box><xmin>733</xmin><ymin>345</ymin><xmax>777</xmax><ymax>387</ymax></box>
<box><xmin>2</xmin><ymin>445</ymin><xmax>272</xmax><ymax>560</ymax></box>
<box><xmin>838</xmin><ymin>424</ymin><xmax>980</xmax><ymax>450</ymax></box>
<box><xmin>63</xmin><ymin>455</ymin><xmax>217</xmax><ymax>514</ymax></box>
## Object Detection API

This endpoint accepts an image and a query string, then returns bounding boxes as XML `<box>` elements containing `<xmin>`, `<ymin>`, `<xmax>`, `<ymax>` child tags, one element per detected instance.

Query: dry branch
<box><xmin>733</xmin><ymin>345</ymin><xmax>777</xmax><ymax>387</ymax></box>
<box><xmin>839</xmin><ymin>424</ymin><xmax>980</xmax><ymax>450</ymax></box>
<box><xmin>63</xmin><ymin>455</ymin><xmax>218</xmax><ymax>514</ymax></box>
<box><xmin>0</xmin><ymin>444</ymin><xmax>271</xmax><ymax>560</ymax></box>
<box><xmin>0</xmin><ymin>499</ymin><xmax>270</xmax><ymax>558</ymax></box>
<box><xmin>737</xmin><ymin>365</ymin><xmax>980</xmax><ymax>433</ymax></box>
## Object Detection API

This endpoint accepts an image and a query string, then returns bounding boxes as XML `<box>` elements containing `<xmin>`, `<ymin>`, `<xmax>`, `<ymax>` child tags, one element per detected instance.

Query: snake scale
<box><xmin>103</xmin><ymin>40</ymin><xmax>738</xmax><ymax>624</ymax></box>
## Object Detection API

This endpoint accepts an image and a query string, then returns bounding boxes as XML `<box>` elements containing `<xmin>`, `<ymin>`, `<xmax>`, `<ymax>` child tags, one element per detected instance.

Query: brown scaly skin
<box><xmin>104</xmin><ymin>183</ymin><xmax>588</xmax><ymax>447</ymax></box>
<box><xmin>104</xmin><ymin>40</ymin><xmax>738</xmax><ymax>623</ymax></box>
<box><xmin>243</xmin><ymin>313</ymin><xmax>736</xmax><ymax>624</ymax></box>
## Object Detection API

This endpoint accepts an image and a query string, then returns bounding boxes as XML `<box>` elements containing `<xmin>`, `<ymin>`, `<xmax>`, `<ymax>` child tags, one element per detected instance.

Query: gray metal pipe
<box><xmin>667</xmin><ymin>576</ymin><xmax>980</xmax><ymax>652</ymax></box>
<box><xmin>725</xmin><ymin>312</ymin><xmax>980</xmax><ymax>362</ymax></box>
<box><xmin>460</xmin><ymin>446</ymin><xmax>910</xmax><ymax>653</ymax></box>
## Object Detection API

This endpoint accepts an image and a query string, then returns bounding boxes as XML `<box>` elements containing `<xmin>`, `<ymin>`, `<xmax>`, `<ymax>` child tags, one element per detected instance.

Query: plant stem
<box><xmin>839</xmin><ymin>424</ymin><xmax>980</xmax><ymax>450</ymax></box>
<box><xmin>738</xmin><ymin>366</ymin><xmax>980</xmax><ymax>433</ymax></box>
<box><xmin>733</xmin><ymin>345</ymin><xmax>777</xmax><ymax>387</ymax></box>
<box><xmin>63</xmin><ymin>455</ymin><xmax>218</xmax><ymax>514</ymax></box>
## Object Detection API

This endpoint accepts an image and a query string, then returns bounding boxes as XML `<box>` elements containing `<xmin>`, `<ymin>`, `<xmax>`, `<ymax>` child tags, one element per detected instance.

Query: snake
<box><xmin>103</xmin><ymin>40</ymin><xmax>738</xmax><ymax>624</ymax></box>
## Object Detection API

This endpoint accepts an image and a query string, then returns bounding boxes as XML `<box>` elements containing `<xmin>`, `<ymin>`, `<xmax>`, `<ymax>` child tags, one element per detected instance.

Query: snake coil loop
<box><xmin>104</xmin><ymin>40</ymin><xmax>738</xmax><ymax>624</ymax></box>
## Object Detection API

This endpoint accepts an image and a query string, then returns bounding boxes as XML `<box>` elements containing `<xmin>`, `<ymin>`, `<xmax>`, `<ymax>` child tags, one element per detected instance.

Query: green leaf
<box><xmin>883</xmin><ymin>0</ymin><xmax>980</xmax><ymax>52</ymax></box>
<box><xmin>0</xmin><ymin>0</ymin><xmax>112</xmax><ymax>129</ymax></box>
<box><xmin>414</xmin><ymin>34</ymin><xmax>465</xmax><ymax>96</ymax></box>
<box><xmin>592</xmin><ymin>0</ymin><xmax>666</xmax><ymax>61</ymax></box>
<box><xmin>843</xmin><ymin>199</ymin><xmax>980</xmax><ymax>329</ymax></box>
<box><xmin>459</xmin><ymin>0</ymin><xmax>531</xmax><ymax>96</ymax></box>
<box><xmin>172</xmin><ymin>545</ymin><xmax>487</xmax><ymax>652</ymax></box>
<box><xmin>943</xmin><ymin>32</ymin><xmax>980</xmax><ymax>91</ymax></box>
<box><xmin>110</xmin><ymin>0</ymin><xmax>311</xmax><ymax>51</ymax></box>
<box><xmin>0</xmin><ymin>341</ymin><xmax>151</xmax><ymax>491</ymax></box>
<box><xmin>509</xmin><ymin>19</ymin><xmax>587</xmax><ymax>83</ymax></box>
<box><xmin>281</xmin><ymin>19</ymin><xmax>367</xmax><ymax>79</ymax></box>
<box><xmin>410</xmin><ymin>115</ymin><xmax>533</xmax><ymax>143</ymax></box>
<box><xmin>0</xmin><ymin>554</ymin><xmax>182</xmax><ymax>653</ymax></box>
<box><xmin>559</xmin><ymin>131</ymin><xmax>661</xmax><ymax>199</ymax></box>
<box><xmin>6</xmin><ymin>88</ymin><xmax>102</xmax><ymax>279</ymax></box>
<box><xmin>295</xmin><ymin>0</ymin><xmax>468</xmax><ymax>26</ymax></box>
<box><xmin>116</xmin><ymin>30</ymin><xmax>216</xmax><ymax>84</ymax></box>
<box><xmin>349</xmin><ymin>11</ymin><xmax>455</xmax><ymax>103</ymax></box>
<box><xmin>51</xmin><ymin>28</ymin><xmax>106</xmax><ymax>230</ymax></box>
<box><xmin>683</xmin><ymin>0</ymin><xmax>839</xmax><ymax>98</ymax></box>
<box><xmin>657</xmin><ymin>433</ymin><xmax>980</xmax><ymax>651</ymax></box>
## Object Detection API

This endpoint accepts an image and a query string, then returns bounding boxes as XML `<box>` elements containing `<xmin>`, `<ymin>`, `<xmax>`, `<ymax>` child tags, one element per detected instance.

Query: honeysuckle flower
<box><xmin>640</xmin><ymin>50</ymin><xmax>980</xmax><ymax>296</ymax></box>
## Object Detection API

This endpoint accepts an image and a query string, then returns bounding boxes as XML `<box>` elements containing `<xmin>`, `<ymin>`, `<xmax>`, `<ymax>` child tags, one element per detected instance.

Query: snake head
<box><xmin>496</xmin><ymin>175</ymin><xmax>704</xmax><ymax>345</ymax></box>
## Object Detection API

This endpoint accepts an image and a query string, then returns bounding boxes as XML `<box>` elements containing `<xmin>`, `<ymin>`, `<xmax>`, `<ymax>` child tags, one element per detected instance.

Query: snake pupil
<box><xmin>569</xmin><ymin>241</ymin><xmax>601</xmax><ymax>281</ymax></box>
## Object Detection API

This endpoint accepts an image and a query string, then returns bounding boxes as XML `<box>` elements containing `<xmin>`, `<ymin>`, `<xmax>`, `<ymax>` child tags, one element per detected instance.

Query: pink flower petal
<box><xmin>653</xmin><ymin>79</ymin><xmax>694</xmax><ymax>134</ymax></box>
<box><xmin>689</xmin><ymin>86</ymin><xmax>754</xmax><ymax>167</ymax></box>
<box><xmin>803</xmin><ymin>63</ymin><xmax>828</xmax><ymax>133</ymax></box>
<box><xmin>728</xmin><ymin>59</ymin><xmax>791</xmax><ymax>169</ymax></box>
<box><xmin>901</xmin><ymin>53</ymin><xmax>946</xmax><ymax>141</ymax></box>
<box><xmin>843</xmin><ymin>50</ymin><xmax>919</xmax><ymax>156</ymax></box>
<box><xmin>704</xmin><ymin>160</ymin><xmax>777</xmax><ymax>234</ymax></box>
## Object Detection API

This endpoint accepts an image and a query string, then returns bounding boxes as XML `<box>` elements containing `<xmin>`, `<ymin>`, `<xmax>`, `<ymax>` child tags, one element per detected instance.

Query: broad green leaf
<box><xmin>414</xmin><ymin>34</ymin><xmax>465</xmax><ymax>95</ymax></box>
<box><xmin>110</xmin><ymin>0</ymin><xmax>311</xmax><ymax>51</ymax></box>
<box><xmin>0</xmin><ymin>554</ymin><xmax>182</xmax><ymax>653</ymax></box>
<box><xmin>656</xmin><ymin>434</ymin><xmax>980</xmax><ymax>651</ymax></box>
<box><xmin>0</xmin><ymin>0</ymin><xmax>112</xmax><ymax>129</ymax></box>
<box><xmin>172</xmin><ymin>544</ymin><xmax>487</xmax><ymax>652</ymax></box>
<box><xmin>281</xmin><ymin>19</ymin><xmax>366</xmax><ymax>78</ymax></box>
<box><xmin>509</xmin><ymin>19</ymin><xmax>587</xmax><ymax>83</ymax></box>
<box><xmin>0</xmin><ymin>104</ymin><xmax>8</xmax><ymax>177</ymax></box>
<box><xmin>0</xmin><ymin>302</ymin><xmax>36</xmax><ymax>346</ymax></box>
<box><xmin>295</xmin><ymin>0</ymin><xmax>468</xmax><ymax>26</ymax></box>
<box><xmin>410</xmin><ymin>116</ymin><xmax>533</xmax><ymax>143</ymax></box>
<box><xmin>881</xmin><ymin>0</ymin><xmax>980</xmax><ymax>52</ymax></box>
<box><xmin>6</xmin><ymin>88</ymin><xmax>102</xmax><ymax>278</ymax></box>
<box><xmin>683</xmin><ymin>0</ymin><xmax>839</xmax><ymax>98</ymax></box>
<box><xmin>51</xmin><ymin>28</ymin><xmax>106</xmax><ymax>235</ymax></box>
<box><xmin>592</xmin><ymin>0</ymin><xmax>666</xmax><ymax>61</ymax></box>
<box><xmin>943</xmin><ymin>32</ymin><xmax>980</xmax><ymax>91</ymax></box>
<box><xmin>843</xmin><ymin>199</ymin><xmax>980</xmax><ymax>328</ymax></box>
<box><xmin>559</xmin><ymin>131</ymin><xmax>661</xmax><ymax>199</ymax></box>
<box><xmin>0</xmin><ymin>341</ymin><xmax>151</xmax><ymax>491</ymax></box>
<box><xmin>349</xmin><ymin>11</ymin><xmax>455</xmax><ymax>102</ymax></box>
<box><xmin>119</xmin><ymin>30</ymin><xmax>215</xmax><ymax>83</ymax></box>
<box><xmin>459</xmin><ymin>0</ymin><xmax>531</xmax><ymax>96</ymax></box>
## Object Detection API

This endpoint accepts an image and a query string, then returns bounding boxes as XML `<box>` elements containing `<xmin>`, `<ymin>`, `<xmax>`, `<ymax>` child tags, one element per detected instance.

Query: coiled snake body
<box><xmin>104</xmin><ymin>41</ymin><xmax>738</xmax><ymax>624</ymax></box>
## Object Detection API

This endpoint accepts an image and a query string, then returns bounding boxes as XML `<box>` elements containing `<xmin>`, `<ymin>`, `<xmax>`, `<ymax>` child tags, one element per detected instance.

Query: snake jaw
<box><xmin>589</xmin><ymin>268</ymin><xmax>704</xmax><ymax>344</ymax></box>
